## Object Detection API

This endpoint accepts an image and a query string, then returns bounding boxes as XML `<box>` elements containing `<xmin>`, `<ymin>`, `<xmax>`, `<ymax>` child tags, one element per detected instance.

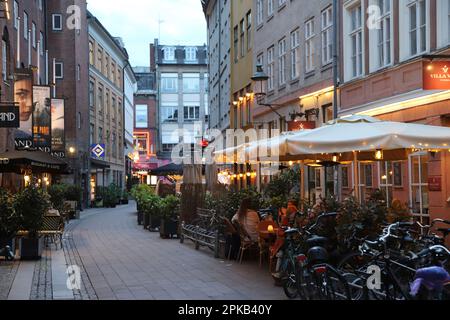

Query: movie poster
<box><xmin>32</xmin><ymin>86</ymin><xmax>52</xmax><ymax>149</ymax></box>
<box><xmin>14</xmin><ymin>69</ymin><xmax>33</xmax><ymax>148</ymax></box>
<box><xmin>51</xmin><ymin>99</ymin><xmax>65</xmax><ymax>153</ymax></box>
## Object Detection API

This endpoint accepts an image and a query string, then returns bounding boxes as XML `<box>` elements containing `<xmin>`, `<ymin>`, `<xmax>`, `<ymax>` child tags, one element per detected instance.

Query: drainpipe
<box><xmin>333</xmin><ymin>0</ymin><xmax>341</xmax><ymax>200</ymax></box>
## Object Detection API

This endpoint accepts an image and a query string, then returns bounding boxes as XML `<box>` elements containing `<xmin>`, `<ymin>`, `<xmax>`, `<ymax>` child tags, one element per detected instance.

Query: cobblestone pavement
<box><xmin>30</xmin><ymin>249</ymin><xmax>52</xmax><ymax>300</ymax></box>
<box><xmin>68</xmin><ymin>202</ymin><xmax>284</xmax><ymax>300</ymax></box>
<box><xmin>0</xmin><ymin>261</ymin><xmax>19</xmax><ymax>300</ymax></box>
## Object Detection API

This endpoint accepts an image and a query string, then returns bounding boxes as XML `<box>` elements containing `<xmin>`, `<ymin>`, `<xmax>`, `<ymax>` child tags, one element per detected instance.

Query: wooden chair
<box><xmin>234</xmin><ymin>220</ymin><xmax>259</xmax><ymax>264</ymax></box>
<box><xmin>41</xmin><ymin>216</ymin><xmax>65</xmax><ymax>250</ymax></box>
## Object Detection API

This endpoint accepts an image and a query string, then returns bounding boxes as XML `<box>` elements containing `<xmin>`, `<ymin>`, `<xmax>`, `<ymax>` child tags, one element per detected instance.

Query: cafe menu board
<box><xmin>51</xmin><ymin>99</ymin><xmax>65</xmax><ymax>153</ymax></box>
<box><xmin>32</xmin><ymin>86</ymin><xmax>52</xmax><ymax>149</ymax></box>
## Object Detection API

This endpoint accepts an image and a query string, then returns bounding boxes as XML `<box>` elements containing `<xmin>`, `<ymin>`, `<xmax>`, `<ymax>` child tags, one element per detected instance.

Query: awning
<box><xmin>91</xmin><ymin>158</ymin><xmax>110</xmax><ymax>169</ymax></box>
<box><xmin>150</xmin><ymin>163</ymin><xmax>183</xmax><ymax>176</ymax></box>
<box><xmin>0</xmin><ymin>150</ymin><xmax>69</xmax><ymax>174</ymax></box>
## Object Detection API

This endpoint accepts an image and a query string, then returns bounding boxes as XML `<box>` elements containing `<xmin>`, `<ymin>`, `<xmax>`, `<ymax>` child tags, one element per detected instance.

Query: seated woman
<box><xmin>232</xmin><ymin>198</ymin><xmax>260</xmax><ymax>242</ymax></box>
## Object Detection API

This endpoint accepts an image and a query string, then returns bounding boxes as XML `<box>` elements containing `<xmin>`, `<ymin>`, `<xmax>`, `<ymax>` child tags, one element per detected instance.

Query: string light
<box><xmin>375</xmin><ymin>149</ymin><xmax>384</xmax><ymax>160</ymax></box>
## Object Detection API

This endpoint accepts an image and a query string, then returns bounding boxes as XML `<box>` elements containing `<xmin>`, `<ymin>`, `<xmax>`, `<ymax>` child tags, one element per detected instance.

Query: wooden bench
<box><xmin>180</xmin><ymin>208</ymin><xmax>225</xmax><ymax>258</ymax></box>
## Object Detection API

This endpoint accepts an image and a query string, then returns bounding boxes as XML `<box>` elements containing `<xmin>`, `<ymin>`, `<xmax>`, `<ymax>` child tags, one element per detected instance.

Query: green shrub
<box><xmin>160</xmin><ymin>195</ymin><xmax>181</xmax><ymax>220</ymax></box>
<box><xmin>142</xmin><ymin>194</ymin><xmax>162</xmax><ymax>220</ymax></box>
<box><xmin>0</xmin><ymin>188</ymin><xmax>19</xmax><ymax>241</ymax></box>
<box><xmin>65</xmin><ymin>185</ymin><xmax>82</xmax><ymax>203</ymax></box>
<box><xmin>14</xmin><ymin>185</ymin><xmax>50</xmax><ymax>238</ymax></box>
<box><xmin>47</xmin><ymin>184</ymin><xmax>68</xmax><ymax>212</ymax></box>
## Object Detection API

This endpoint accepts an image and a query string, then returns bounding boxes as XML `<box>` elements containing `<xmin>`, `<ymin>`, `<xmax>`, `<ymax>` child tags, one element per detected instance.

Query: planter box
<box><xmin>137</xmin><ymin>212</ymin><xmax>144</xmax><ymax>225</ymax></box>
<box><xmin>19</xmin><ymin>237</ymin><xmax>44</xmax><ymax>260</ymax></box>
<box><xmin>160</xmin><ymin>218</ymin><xmax>179</xmax><ymax>239</ymax></box>
<box><xmin>145</xmin><ymin>215</ymin><xmax>160</xmax><ymax>231</ymax></box>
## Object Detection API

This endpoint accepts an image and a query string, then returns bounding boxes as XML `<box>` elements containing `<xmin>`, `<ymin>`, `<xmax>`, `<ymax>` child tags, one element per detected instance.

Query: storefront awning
<box><xmin>90</xmin><ymin>158</ymin><xmax>110</xmax><ymax>169</ymax></box>
<box><xmin>0</xmin><ymin>150</ymin><xmax>69</xmax><ymax>174</ymax></box>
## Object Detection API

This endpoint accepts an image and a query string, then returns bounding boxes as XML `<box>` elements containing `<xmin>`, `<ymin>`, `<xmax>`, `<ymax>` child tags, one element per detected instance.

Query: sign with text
<box><xmin>51</xmin><ymin>99</ymin><xmax>65</xmax><ymax>154</ymax></box>
<box><xmin>91</xmin><ymin>144</ymin><xmax>106</xmax><ymax>160</ymax></box>
<box><xmin>423</xmin><ymin>61</ymin><xmax>450</xmax><ymax>90</ymax></box>
<box><xmin>428</xmin><ymin>176</ymin><xmax>442</xmax><ymax>192</ymax></box>
<box><xmin>32</xmin><ymin>86</ymin><xmax>52</xmax><ymax>149</ymax></box>
<box><xmin>288</xmin><ymin>121</ymin><xmax>316</xmax><ymax>132</ymax></box>
<box><xmin>14</xmin><ymin>69</ymin><xmax>33</xmax><ymax>147</ymax></box>
<box><xmin>0</xmin><ymin>104</ymin><xmax>19</xmax><ymax>128</ymax></box>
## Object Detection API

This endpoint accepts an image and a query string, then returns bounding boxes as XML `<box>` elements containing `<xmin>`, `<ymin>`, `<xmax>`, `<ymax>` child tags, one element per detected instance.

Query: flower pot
<box><xmin>149</xmin><ymin>215</ymin><xmax>161</xmax><ymax>231</ymax></box>
<box><xmin>19</xmin><ymin>237</ymin><xmax>44</xmax><ymax>260</ymax></box>
<box><xmin>160</xmin><ymin>218</ymin><xmax>179</xmax><ymax>239</ymax></box>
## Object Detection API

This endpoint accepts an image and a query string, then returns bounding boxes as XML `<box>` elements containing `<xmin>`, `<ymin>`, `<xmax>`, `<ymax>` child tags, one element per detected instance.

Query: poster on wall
<box><xmin>51</xmin><ymin>99</ymin><xmax>65</xmax><ymax>157</ymax></box>
<box><xmin>32</xmin><ymin>86</ymin><xmax>52</xmax><ymax>150</ymax></box>
<box><xmin>14</xmin><ymin>69</ymin><xmax>34</xmax><ymax>148</ymax></box>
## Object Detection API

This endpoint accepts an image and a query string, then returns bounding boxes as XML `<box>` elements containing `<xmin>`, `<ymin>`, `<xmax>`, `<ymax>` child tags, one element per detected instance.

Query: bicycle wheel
<box><xmin>337</xmin><ymin>252</ymin><xmax>370</xmax><ymax>300</ymax></box>
<box><xmin>312</xmin><ymin>264</ymin><xmax>351</xmax><ymax>300</ymax></box>
<box><xmin>282</xmin><ymin>260</ymin><xmax>299</xmax><ymax>299</ymax></box>
<box><xmin>297</xmin><ymin>265</ymin><xmax>318</xmax><ymax>300</ymax></box>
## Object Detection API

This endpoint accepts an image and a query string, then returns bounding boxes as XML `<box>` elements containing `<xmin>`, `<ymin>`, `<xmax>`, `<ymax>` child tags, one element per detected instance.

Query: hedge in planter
<box><xmin>0</xmin><ymin>189</ymin><xmax>19</xmax><ymax>260</ymax></box>
<box><xmin>14</xmin><ymin>185</ymin><xmax>50</xmax><ymax>260</ymax></box>
<box><xmin>142</xmin><ymin>194</ymin><xmax>161</xmax><ymax>231</ymax></box>
<box><xmin>160</xmin><ymin>195</ymin><xmax>180</xmax><ymax>239</ymax></box>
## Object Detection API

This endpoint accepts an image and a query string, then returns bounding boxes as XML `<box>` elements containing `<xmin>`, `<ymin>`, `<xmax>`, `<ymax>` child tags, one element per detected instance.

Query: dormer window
<box><xmin>163</xmin><ymin>47</ymin><xmax>175</xmax><ymax>61</ymax></box>
<box><xmin>185</xmin><ymin>47</ymin><xmax>197</xmax><ymax>61</ymax></box>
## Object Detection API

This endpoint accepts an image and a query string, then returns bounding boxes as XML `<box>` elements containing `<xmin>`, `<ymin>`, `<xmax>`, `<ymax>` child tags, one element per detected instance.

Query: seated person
<box><xmin>232</xmin><ymin>198</ymin><xmax>260</xmax><ymax>242</ymax></box>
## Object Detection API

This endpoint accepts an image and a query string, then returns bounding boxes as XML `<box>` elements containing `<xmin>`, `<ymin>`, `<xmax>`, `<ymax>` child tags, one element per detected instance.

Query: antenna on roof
<box><xmin>158</xmin><ymin>14</ymin><xmax>165</xmax><ymax>43</ymax></box>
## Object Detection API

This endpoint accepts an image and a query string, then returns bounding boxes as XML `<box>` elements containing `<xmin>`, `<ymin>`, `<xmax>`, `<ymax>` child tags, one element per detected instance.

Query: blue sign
<box><xmin>91</xmin><ymin>144</ymin><xmax>106</xmax><ymax>159</ymax></box>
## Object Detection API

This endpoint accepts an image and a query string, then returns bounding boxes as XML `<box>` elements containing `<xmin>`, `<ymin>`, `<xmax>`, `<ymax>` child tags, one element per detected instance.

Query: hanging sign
<box><xmin>288</xmin><ymin>121</ymin><xmax>316</xmax><ymax>132</ymax></box>
<box><xmin>51</xmin><ymin>99</ymin><xmax>65</xmax><ymax>157</ymax></box>
<box><xmin>0</xmin><ymin>104</ymin><xmax>19</xmax><ymax>128</ymax></box>
<box><xmin>423</xmin><ymin>61</ymin><xmax>450</xmax><ymax>90</ymax></box>
<box><xmin>14</xmin><ymin>69</ymin><xmax>34</xmax><ymax>148</ymax></box>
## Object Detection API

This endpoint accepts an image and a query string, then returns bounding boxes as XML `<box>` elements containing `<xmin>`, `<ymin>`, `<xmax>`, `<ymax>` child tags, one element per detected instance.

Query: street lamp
<box><xmin>251</xmin><ymin>64</ymin><xmax>283</xmax><ymax>119</ymax></box>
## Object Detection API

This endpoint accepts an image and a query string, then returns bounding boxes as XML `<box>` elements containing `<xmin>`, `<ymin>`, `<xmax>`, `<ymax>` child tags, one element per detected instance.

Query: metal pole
<box><xmin>332</xmin><ymin>0</ymin><xmax>339</xmax><ymax>119</ymax></box>
<box><xmin>16</xmin><ymin>17</ymin><xmax>20</xmax><ymax>68</ymax></box>
<box><xmin>28</xmin><ymin>29</ymin><xmax>31</xmax><ymax>67</ymax></box>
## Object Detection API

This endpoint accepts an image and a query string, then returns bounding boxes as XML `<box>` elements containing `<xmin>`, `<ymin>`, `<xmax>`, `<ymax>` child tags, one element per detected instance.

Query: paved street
<box><xmin>1</xmin><ymin>202</ymin><xmax>284</xmax><ymax>300</ymax></box>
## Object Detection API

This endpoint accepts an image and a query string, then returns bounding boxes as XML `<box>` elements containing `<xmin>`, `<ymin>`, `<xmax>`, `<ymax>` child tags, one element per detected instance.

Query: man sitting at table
<box><xmin>232</xmin><ymin>198</ymin><xmax>260</xmax><ymax>242</ymax></box>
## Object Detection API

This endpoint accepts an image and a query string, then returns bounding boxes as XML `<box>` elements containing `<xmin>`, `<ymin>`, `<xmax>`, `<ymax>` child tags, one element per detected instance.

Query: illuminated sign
<box><xmin>423</xmin><ymin>61</ymin><xmax>450</xmax><ymax>90</ymax></box>
<box><xmin>0</xmin><ymin>104</ymin><xmax>19</xmax><ymax>128</ymax></box>
<box><xmin>288</xmin><ymin>121</ymin><xmax>316</xmax><ymax>132</ymax></box>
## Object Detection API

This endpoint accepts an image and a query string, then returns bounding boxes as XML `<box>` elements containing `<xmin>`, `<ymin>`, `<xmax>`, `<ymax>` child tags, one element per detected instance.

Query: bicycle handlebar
<box><xmin>417</xmin><ymin>245</ymin><xmax>450</xmax><ymax>258</ymax></box>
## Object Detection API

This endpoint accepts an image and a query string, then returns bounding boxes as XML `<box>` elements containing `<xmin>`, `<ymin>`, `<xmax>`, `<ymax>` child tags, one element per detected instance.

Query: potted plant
<box><xmin>0</xmin><ymin>189</ymin><xmax>19</xmax><ymax>260</ymax></box>
<box><xmin>121</xmin><ymin>190</ymin><xmax>129</xmax><ymax>205</ymax></box>
<box><xmin>160</xmin><ymin>195</ymin><xmax>180</xmax><ymax>239</ymax></box>
<box><xmin>103</xmin><ymin>185</ymin><xmax>117</xmax><ymax>208</ymax></box>
<box><xmin>48</xmin><ymin>184</ymin><xmax>68</xmax><ymax>213</ymax></box>
<box><xmin>64</xmin><ymin>185</ymin><xmax>82</xmax><ymax>219</ymax></box>
<box><xmin>14</xmin><ymin>185</ymin><xmax>50</xmax><ymax>260</ymax></box>
<box><xmin>143</xmin><ymin>194</ymin><xmax>161</xmax><ymax>231</ymax></box>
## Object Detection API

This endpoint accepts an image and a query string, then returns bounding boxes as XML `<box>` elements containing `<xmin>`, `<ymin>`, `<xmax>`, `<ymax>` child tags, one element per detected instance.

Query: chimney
<box><xmin>150</xmin><ymin>43</ymin><xmax>156</xmax><ymax>71</ymax></box>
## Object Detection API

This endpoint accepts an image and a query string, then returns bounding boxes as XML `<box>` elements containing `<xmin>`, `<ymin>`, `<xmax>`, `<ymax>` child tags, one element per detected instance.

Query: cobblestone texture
<box><xmin>30</xmin><ymin>249</ymin><xmax>52</xmax><ymax>300</ymax></box>
<box><xmin>0</xmin><ymin>261</ymin><xmax>19</xmax><ymax>300</ymax></box>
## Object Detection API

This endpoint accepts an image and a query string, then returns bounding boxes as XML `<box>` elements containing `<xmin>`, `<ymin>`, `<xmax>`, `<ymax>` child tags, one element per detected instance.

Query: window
<box><xmin>2</xmin><ymin>40</ymin><xmax>7</xmax><ymax>81</ymax></box>
<box><xmin>350</xmin><ymin>4</ymin><xmax>363</xmax><ymax>78</ymax></box>
<box><xmin>321</xmin><ymin>6</ymin><xmax>333</xmax><ymax>65</ymax></box>
<box><xmin>183</xmin><ymin>73</ymin><xmax>200</xmax><ymax>93</ymax></box>
<box><xmin>163</xmin><ymin>47</ymin><xmax>175</xmax><ymax>61</ymax></box>
<box><xmin>135</xmin><ymin>105</ymin><xmax>148</xmax><ymax>128</ymax></box>
<box><xmin>290</xmin><ymin>29</ymin><xmax>300</xmax><ymax>79</ymax></box>
<box><xmin>97</xmin><ymin>84</ymin><xmax>103</xmax><ymax>113</ymax></box>
<box><xmin>52</xmin><ymin>14</ymin><xmax>63</xmax><ymax>31</ymax></box>
<box><xmin>14</xmin><ymin>1</ymin><xmax>18</xmax><ymax>30</ymax></box>
<box><xmin>240</xmin><ymin>19</ymin><xmax>245</xmax><ymax>58</ymax></box>
<box><xmin>97</xmin><ymin>47</ymin><xmax>103</xmax><ymax>71</ymax></box>
<box><xmin>377</xmin><ymin>0</ymin><xmax>392</xmax><ymax>68</ymax></box>
<box><xmin>111</xmin><ymin>96</ymin><xmax>116</xmax><ymax>122</ymax></box>
<box><xmin>409</xmin><ymin>153</ymin><xmax>429</xmax><ymax>223</ymax></box>
<box><xmin>32</xmin><ymin>22</ymin><xmax>36</xmax><ymax>48</ymax></box>
<box><xmin>90</xmin><ymin>124</ymin><xmax>95</xmax><ymax>145</ymax></box>
<box><xmin>89</xmin><ymin>41</ymin><xmax>94</xmax><ymax>65</ymax></box>
<box><xmin>305</xmin><ymin>19</ymin><xmax>315</xmax><ymax>72</ymax></box>
<box><xmin>111</xmin><ymin>62</ymin><xmax>115</xmax><ymax>83</ymax></box>
<box><xmin>39</xmin><ymin>32</ymin><xmax>44</xmax><ymax>55</ymax></box>
<box><xmin>247</xmin><ymin>11</ymin><xmax>252</xmax><ymax>51</ymax></box>
<box><xmin>393</xmin><ymin>162</ymin><xmax>403</xmax><ymax>187</ymax></box>
<box><xmin>162</xmin><ymin>144</ymin><xmax>177</xmax><ymax>153</ymax></box>
<box><xmin>278</xmin><ymin>38</ymin><xmax>286</xmax><ymax>86</ymax></box>
<box><xmin>89</xmin><ymin>81</ymin><xmax>95</xmax><ymax>108</ymax></box>
<box><xmin>342</xmin><ymin>166</ymin><xmax>349</xmax><ymax>188</ymax></box>
<box><xmin>408</xmin><ymin>0</ymin><xmax>427</xmax><ymax>56</ymax></box>
<box><xmin>104</xmin><ymin>54</ymin><xmax>109</xmax><ymax>77</ymax></box>
<box><xmin>257</xmin><ymin>0</ymin><xmax>264</xmax><ymax>25</ymax></box>
<box><xmin>184</xmin><ymin>106</ymin><xmax>200</xmax><ymax>120</ymax></box>
<box><xmin>161</xmin><ymin>73</ymin><xmax>178</xmax><ymax>93</ymax></box>
<box><xmin>161</xmin><ymin>106</ymin><xmax>178</xmax><ymax>122</ymax></box>
<box><xmin>267</xmin><ymin>46</ymin><xmax>275</xmax><ymax>91</ymax></box>
<box><xmin>98</xmin><ymin>127</ymin><xmax>103</xmax><ymax>143</ymax></box>
<box><xmin>55</xmin><ymin>62</ymin><xmax>63</xmax><ymax>79</ymax></box>
<box><xmin>233</xmin><ymin>26</ymin><xmax>238</xmax><ymax>62</ymax></box>
<box><xmin>279</xmin><ymin>0</ymin><xmax>286</xmax><ymax>7</ymax></box>
<box><xmin>268</xmin><ymin>0</ymin><xmax>274</xmax><ymax>16</ymax></box>
<box><xmin>322</xmin><ymin>104</ymin><xmax>333</xmax><ymax>123</ymax></box>
<box><xmin>23</xmin><ymin>12</ymin><xmax>28</xmax><ymax>40</ymax></box>
<box><xmin>185</xmin><ymin>47</ymin><xmax>197</xmax><ymax>61</ymax></box>
<box><xmin>112</xmin><ymin>133</ymin><xmax>117</xmax><ymax>158</ymax></box>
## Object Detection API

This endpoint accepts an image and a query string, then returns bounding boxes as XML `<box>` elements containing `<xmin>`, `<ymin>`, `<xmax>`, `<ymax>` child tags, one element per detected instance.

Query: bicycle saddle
<box><xmin>306</xmin><ymin>235</ymin><xmax>328</xmax><ymax>246</ymax></box>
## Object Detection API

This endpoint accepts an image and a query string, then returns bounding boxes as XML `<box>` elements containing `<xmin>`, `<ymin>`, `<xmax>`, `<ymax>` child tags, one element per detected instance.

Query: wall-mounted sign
<box><xmin>51</xmin><ymin>99</ymin><xmax>65</xmax><ymax>154</ymax></box>
<box><xmin>428</xmin><ymin>176</ymin><xmax>442</xmax><ymax>192</ymax></box>
<box><xmin>0</xmin><ymin>104</ymin><xmax>19</xmax><ymax>128</ymax></box>
<box><xmin>33</xmin><ymin>86</ymin><xmax>52</xmax><ymax>149</ymax></box>
<box><xmin>288</xmin><ymin>121</ymin><xmax>316</xmax><ymax>132</ymax></box>
<box><xmin>14</xmin><ymin>69</ymin><xmax>33</xmax><ymax>146</ymax></box>
<box><xmin>91</xmin><ymin>144</ymin><xmax>106</xmax><ymax>160</ymax></box>
<box><xmin>423</xmin><ymin>61</ymin><xmax>450</xmax><ymax>90</ymax></box>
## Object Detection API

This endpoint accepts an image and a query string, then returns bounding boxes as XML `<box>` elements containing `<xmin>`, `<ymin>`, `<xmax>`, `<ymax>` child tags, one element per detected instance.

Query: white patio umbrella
<box><xmin>285</xmin><ymin>115</ymin><xmax>450</xmax><ymax>157</ymax></box>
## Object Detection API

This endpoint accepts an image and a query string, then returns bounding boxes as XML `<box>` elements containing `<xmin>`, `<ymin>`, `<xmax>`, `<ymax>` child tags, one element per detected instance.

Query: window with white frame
<box><xmin>23</xmin><ymin>12</ymin><xmax>28</xmax><ymax>40</ymax></box>
<box><xmin>2</xmin><ymin>40</ymin><xmax>7</xmax><ymax>81</ymax></box>
<box><xmin>135</xmin><ymin>105</ymin><xmax>148</xmax><ymax>128</ymax></box>
<box><xmin>185</xmin><ymin>47</ymin><xmax>197</xmax><ymax>61</ymax></box>
<box><xmin>32</xmin><ymin>23</ymin><xmax>36</xmax><ymax>48</ymax></box>
<box><xmin>321</xmin><ymin>6</ymin><xmax>333</xmax><ymax>66</ymax></box>
<box><xmin>278</xmin><ymin>38</ymin><xmax>286</xmax><ymax>86</ymax></box>
<box><xmin>376</xmin><ymin>0</ymin><xmax>392</xmax><ymax>68</ymax></box>
<box><xmin>183</xmin><ymin>73</ymin><xmax>200</xmax><ymax>93</ymax></box>
<box><xmin>290</xmin><ymin>29</ymin><xmax>300</xmax><ymax>79</ymax></box>
<box><xmin>267</xmin><ymin>46</ymin><xmax>275</xmax><ymax>91</ymax></box>
<box><xmin>163</xmin><ymin>47</ymin><xmax>175</xmax><ymax>61</ymax></box>
<box><xmin>184</xmin><ymin>105</ymin><xmax>200</xmax><ymax>120</ymax></box>
<box><xmin>52</xmin><ymin>14</ymin><xmax>63</xmax><ymax>31</ymax></box>
<box><xmin>268</xmin><ymin>0</ymin><xmax>274</xmax><ymax>16</ymax></box>
<box><xmin>350</xmin><ymin>4</ymin><xmax>363</xmax><ymax>78</ymax></box>
<box><xmin>305</xmin><ymin>19</ymin><xmax>315</xmax><ymax>72</ymax></box>
<box><xmin>55</xmin><ymin>62</ymin><xmax>63</xmax><ymax>79</ymax></box>
<box><xmin>14</xmin><ymin>1</ymin><xmax>18</xmax><ymax>30</ymax></box>
<box><xmin>161</xmin><ymin>73</ymin><xmax>178</xmax><ymax>93</ymax></box>
<box><xmin>257</xmin><ymin>0</ymin><xmax>264</xmax><ymax>25</ymax></box>
<box><xmin>408</xmin><ymin>0</ymin><xmax>427</xmax><ymax>56</ymax></box>
<box><xmin>39</xmin><ymin>32</ymin><xmax>44</xmax><ymax>55</ymax></box>
<box><xmin>161</xmin><ymin>106</ymin><xmax>178</xmax><ymax>122</ymax></box>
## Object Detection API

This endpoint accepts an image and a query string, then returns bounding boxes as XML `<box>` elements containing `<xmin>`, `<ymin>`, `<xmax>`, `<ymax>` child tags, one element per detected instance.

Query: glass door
<box><xmin>409</xmin><ymin>152</ymin><xmax>429</xmax><ymax>224</ymax></box>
